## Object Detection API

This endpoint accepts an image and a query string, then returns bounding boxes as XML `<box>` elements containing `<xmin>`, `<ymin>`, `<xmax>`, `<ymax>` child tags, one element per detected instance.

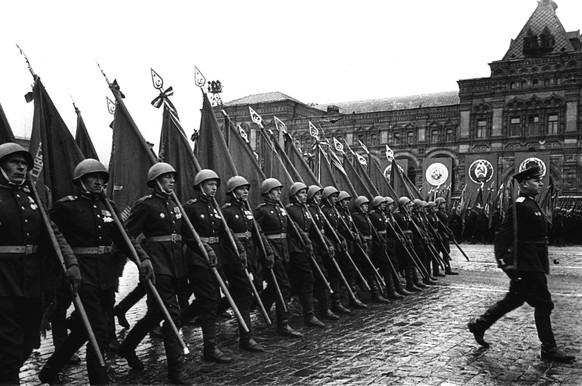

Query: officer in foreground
<box><xmin>0</xmin><ymin>143</ymin><xmax>80</xmax><ymax>385</ymax></box>
<box><xmin>467</xmin><ymin>166</ymin><xmax>575</xmax><ymax>363</ymax></box>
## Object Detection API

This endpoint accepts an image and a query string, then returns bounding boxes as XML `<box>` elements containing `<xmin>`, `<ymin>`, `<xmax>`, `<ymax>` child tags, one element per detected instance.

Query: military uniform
<box><xmin>369</xmin><ymin>207</ymin><xmax>402</xmax><ymax>298</ymax></box>
<box><xmin>393</xmin><ymin>208</ymin><xmax>423</xmax><ymax>291</ymax></box>
<box><xmin>41</xmin><ymin>192</ymin><xmax>146</xmax><ymax>384</ymax></box>
<box><xmin>118</xmin><ymin>190</ymin><xmax>189</xmax><ymax>377</ymax></box>
<box><xmin>0</xmin><ymin>179</ymin><xmax>77</xmax><ymax>384</ymax></box>
<box><xmin>436</xmin><ymin>207</ymin><xmax>454</xmax><ymax>273</ymax></box>
<box><xmin>410</xmin><ymin>209</ymin><xmax>433</xmax><ymax>286</ymax></box>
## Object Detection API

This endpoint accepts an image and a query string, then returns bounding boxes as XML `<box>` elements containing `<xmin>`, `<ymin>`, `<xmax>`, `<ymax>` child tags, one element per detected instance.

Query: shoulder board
<box><xmin>369</xmin><ymin>209</ymin><xmax>376</xmax><ymax>214</ymax></box>
<box><xmin>516</xmin><ymin>197</ymin><xmax>526</xmax><ymax>203</ymax></box>
<box><xmin>185</xmin><ymin>198</ymin><xmax>198</xmax><ymax>205</ymax></box>
<box><xmin>134</xmin><ymin>194</ymin><xmax>153</xmax><ymax>205</ymax></box>
<box><xmin>256</xmin><ymin>203</ymin><xmax>267</xmax><ymax>208</ymax></box>
<box><xmin>222</xmin><ymin>203</ymin><xmax>232</xmax><ymax>208</ymax></box>
<box><xmin>55</xmin><ymin>195</ymin><xmax>77</xmax><ymax>203</ymax></box>
<box><xmin>285</xmin><ymin>204</ymin><xmax>292</xmax><ymax>209</ymax></box>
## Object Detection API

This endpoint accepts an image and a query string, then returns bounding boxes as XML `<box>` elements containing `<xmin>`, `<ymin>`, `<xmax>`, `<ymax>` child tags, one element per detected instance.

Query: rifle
<box><xmin>244</xmin><ymin>201</ymin><xmax>288</xmax><ymax>314</ymax></box>
<box><xmin>28</xmin><ymin>178</ymin><xmax>106</xmax><ymax>367</ymax></box>
<box><xmin>390</xmin><ymin>211</ymin><xmax>430</xmax><ymax>279</ymax></box>
<box><xmin>278</xmin><ymin>201</ymin><xmax>333</xmax><ymax>294</ymax></box>
<box><xmin>101</xmin><ymin>193</ymin><xmax>190</xmax><ymax>354</ymax></box>
<box><xmin>212</xmin><ymin>198</ymin><xmax>271</xmax><ymax>326</ymax></box>
<box><xmin>171</xmin><ymin>191</ymin><xmax>249</xmax><ymax>333</ymax></box>
<box><xmin>435</xmin><ymin>216</ymin><xmax>471</xmax><ymax>262</ymax></box>
<box><xmin>364</xmin><ymin>212</ymin><xmax>401</xmax><ymax>283</ymax></box>
<box><xmin>308</xmin><ymin>203</ymin><xmax>357</xmax><ymax>302</ymax></box>
<box><xmin>410</xmin><ymin>213</ymin><xmax>446</xmax><ymax>271</ymax></box>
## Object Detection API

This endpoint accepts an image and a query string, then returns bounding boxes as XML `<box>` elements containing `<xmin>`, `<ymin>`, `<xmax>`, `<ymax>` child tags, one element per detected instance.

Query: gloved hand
<box><xmin>306</xmin><ymin>242</ymin><xmax>314</xmax><ymax>256</ymax></box>
<box><xmin>265</xmin><ymin>253</ymin><xmax>275</xmax><ymax>269</ymax></box>
<box><xmin>502</xmin><ymin>265</ymin><xmax>519</xmax><ymax>280</ymax></box>
<box><xmin>205</xmin><ymin>244</ymin><xmax>218</xmax><ymax>267</ymax></box>
<box><xmin>340</xmin><ymin>240</ymin><xmax>348</xmax><ymax>252</ymax></box>
<box><xmin>66</xmin><ymin>264</ymin><xmax>82</xmax><ymax>296</ymax></box>
<box><xmin>328</xmin><ymin>245</ymin><xmax>335</xmax><ymax>258</ymax></box>
<box><xmin>239</xmin><ymin>250</ymin><xmax>248</xmax><ymax>267</ymax></box>
<box><xmin>139</xmin><ymin>259</ymin><xmax>155</xmax><ymax>283</ymax></box>
<box><xmin>397</xmin><ymin>235</ymin><xmax>405</xmax><ymax>244</ymax></box>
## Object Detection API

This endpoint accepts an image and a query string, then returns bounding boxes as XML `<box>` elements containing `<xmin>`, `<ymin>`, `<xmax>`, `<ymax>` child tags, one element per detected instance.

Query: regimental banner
<box><xmin>422</xmin><ymin>157</ymin><xmax>452</xmax><ymax>199</ymax></box>
<box><xmin>514</xmin><ymin>152</ymin><xmax>550</xmax><ymax>187</ymax></box>
<box><xmin>464</xmin><ymin>153</ymin><xmax>498</xmax><ymax>208</ymax></box>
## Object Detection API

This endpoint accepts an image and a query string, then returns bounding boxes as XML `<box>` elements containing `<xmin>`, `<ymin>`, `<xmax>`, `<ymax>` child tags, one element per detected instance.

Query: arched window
<box><xmin>406</xmin><ymin>131</ymin><xmax>415</xmax><ymax>145</ymax></box>
<box><xmin>431</xmin><ymin>130</ymin><xmax>440</xmax><ymax>144</ymax></box>
<box><xmin>393</xmin><ymin>132</ymin><xmax>401</xmax><ymax>145</ymax></box>
<box><xmin>445</xmin><ymin>129</ymin><xmax>454</xmax><ymax>142</ymax></box>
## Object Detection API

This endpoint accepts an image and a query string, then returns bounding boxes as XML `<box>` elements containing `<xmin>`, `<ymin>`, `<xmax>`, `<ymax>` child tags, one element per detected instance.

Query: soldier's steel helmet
<box><xmin>427</xmin><ymin>201</ymin><xmax>437</xmax><ymax>208</ymax></box>
<box><xmin>307</xmin><ymin>185</ymin><xmax>323</xmax><ymax>199</ymax></box>
<box><xmin>322</xmin><ymin>186</ymin><xmax>339</xmax><ymax>200</ymax></box>
<box><xmin>412</xmin><ymin>199</ymin><xmax>424</xmax><ymax>207</ymax></box>
<box><xmin>0</xmin><ymin>142</ymin><xmax>33</xmax><ymax>167</ymax></box>
<box><xmin>386</xmin><ymin>197</ymin><xmax>395</xmax><ymax>205</ymax></box>
<box><xmin>147</xmin><ymin>162</ymin><xmax>176</xmax><ymax>187</ymax></box>
<box><xmin>371</xmin><ymin>195</ymin><xmax>388</xmax><ymax>207</ymax></box>
<box><xmin>435</xmin><ymin>197</ymin><xmax>446</xmax><ymax>205</ymax></box>
<box><xmin>261</xmin><ymin>178</ymin><xmax>283</xmax><ymax>195</ymax></box>
<box><xmin>226</xmin><ymin>176</ymin><xmax>250</xmax><ymax>193</ymax></box>
<box><xmin>354</xmin><ymin>196</ymin><xmax>369</xmax><ymax>207</ymax></box>
<box><xmin>289</xmin><ymin>182</ymin><xmax>308</xmax><ymax>197</ymax></box>
<box><xmin>193</xmin><ymin>169</ymin><xmax>220</xmax><ymax>187</ymax></box>
<box><xmin>338</xmin><ymin>191</ymin><xmax>352</xmax><ymax>202</ymax></box>
<box><xmin>398</xmin><ymin>197</ymin><xmax>411</xmax><ymax>207</ymax></box>
<box><xmin>73</xmin><ymin>159</ymin><xmax>109</xmax><ymax>185</ymax></box>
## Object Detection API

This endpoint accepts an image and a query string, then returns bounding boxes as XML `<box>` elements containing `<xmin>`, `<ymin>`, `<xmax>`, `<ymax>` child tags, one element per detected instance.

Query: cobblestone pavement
<box><xmin>22</xmin><ymin>244</ymin><xmax>582</xmax><ymax>385</ymax></box>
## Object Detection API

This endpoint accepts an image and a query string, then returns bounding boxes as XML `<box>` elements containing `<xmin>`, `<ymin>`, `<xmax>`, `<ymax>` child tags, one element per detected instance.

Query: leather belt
<box><xmin>377</xmin><ymin>230</ymin><xmax>387</xmax><ymax>235</ymax></box>
<box><xmin>72</xmin><ymin>246</ymin><xmax>113</xmax><ymax>255</ymax></box>
<box><xmin>266</xmin><ymin>233</ymin><xmax>286</xmax><ymax>240</ymax></box>
<box><xmin>362</xmin><ymin>236</ymin><xmax>372</xmax><ymax>240</ymax></box>
<box><xmin>147</xmin><ymin>234</ymin><xmax>182</xmax><ymax>243</ymax></box>
<box><xmin>0</xmin><ymin>245</ymin><xmax>39</xmax><ymax>254</ymax></box>
<box><xmin>200</xmin><ymin>236</ymin><xmax>220</xmax><ymax>244</ymax></box>
<box><xmin>234</xmin><ymin>231</ymin><xmax>252</xmax><ymax>239</ymax></box>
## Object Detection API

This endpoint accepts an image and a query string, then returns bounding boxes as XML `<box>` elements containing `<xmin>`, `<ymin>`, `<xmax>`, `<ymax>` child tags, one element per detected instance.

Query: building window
<box><xmin>430</xmin><ymin>130</ymin><xmax>440</xmax><ymax>144</ymax></box>
<box><xmin>547</xmin><ymin>114</ymin><xmax>558</xmax><ymax>134</ymax></box>
<box><xmin>521</xmin><ymin>80</ymin><xmax>527</xmax><ymax>88</ymax></box>
<box><xmin>371</xmin><ymin>133</ymin><xmax>378</xmax><ymax>146</ymax></box>
<box><xmin>476</xmin><ymin>120</ymin><xmax>487</xmax><ymax>139</ymax></box>
<box><xmin>393</xmin><ymin>132</ymin><xmax>401</xmax><ymax>145</ymax></box>
<box><xmin>406</xmin><ymin>131</ymin><xmax>415</xmax><ymax>145</ymax></box>
<box><xmin>510</xmin><ymin>82</ymin><xmax>516</xmax><ymax>90</ymax></box>
<box><xmin>445</xmin><ymin>129</ymin><xmax>454</xmax><ymax>142</ymax></box>
<box><xmin>358</xmin><ymin>134</ymin><xmax>365</xmax><ymax>145</ymax></box>
<box><xmin>528</xmin><ymin>115</ymin><xmax>540</xmax><ymax>136</ymax></box>
<box><xmin>510</xmin><ymin>117</ymin><xmax>521</xmax><ymax>137</ymax></box>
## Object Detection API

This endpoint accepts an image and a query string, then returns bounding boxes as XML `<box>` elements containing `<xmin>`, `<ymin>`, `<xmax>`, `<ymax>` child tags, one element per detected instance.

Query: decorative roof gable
<box><xmin>503</xmin><ymin>0</ymin><xmax>575</xmax><ymax>60</ymax></box>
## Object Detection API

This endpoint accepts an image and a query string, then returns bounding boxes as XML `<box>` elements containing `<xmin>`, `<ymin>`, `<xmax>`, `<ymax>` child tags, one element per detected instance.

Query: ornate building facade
<box><xmin>217</xmin><ymin>0</ymin><xmax>582</xmax><ymax>197</ymax></box>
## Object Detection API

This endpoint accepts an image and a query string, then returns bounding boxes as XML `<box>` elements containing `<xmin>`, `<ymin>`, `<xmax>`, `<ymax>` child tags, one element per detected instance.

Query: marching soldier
<box><xmin>117</xmin><ymin>162</ymin><xmax>190</xmax><ymax>384</ymax></box>
<box><xmin>383</xmin><ymin>197</ymin><xmax>412</xmax><ymax>296</ymax></box>
<box><xmin>181</xmin><ymin>169</ymin><xmax>243</xmax><ymax>363</ymax></box>
<box><xmin>284</xmin><ymin>182</ymin><xmax>327</xmax><ymax>328</ymax></box>
<box><xmin>221</xmin><ymin>175</ymin><xmax>270</xmax><ymax>352</ymax></box>
<box><xmin>468</xmin><ymin>166</ymin><xmax>575</xmax><ymax>363</ymax></box>
<box><xmin>393</xmin><ymin>197</ymin><xmax>424</xmax><ymax>292</ymax></box>
<box><xmin>425</xmin><ymin>201</ymin><xmax>444</xmax><ymax>277</ymax></box>
<box><xmin>435</xmin><ymin>197</ymin><xmax>458</xmax><ymax>275</ymax></box>
<box><xmin>351</xmin><ymin>196</ymin><xmax>389</xmax><ymax>303</ymax></box>
<box><xmin>40</xmin><ymin>159</ymin><xmax>152</xmax><ymax>385</ymax></box>
<box><xmin>0</xmin><ymin>143</ymin><xmax>80</xmax><ymax>385</ymax></box>
<box><xmin>305</xmin><ymin>185</ymin><xmax>344</xmax><ymax>320</ymax></box>
<box><xmin>333</xmin><ymin>191</ymin><xmax>368</xmax><ymax>309</ymax></box>
<box><xmin>253</xmin><ymin>178</ymin><xmax>303</xmax><ymax>338</ymax></box>
<box><xmin>368</xmin><ymin>196</ymin><xmax>403</xmax><ymax>300</ymax></box>
<box><xmin>410</xmin><ymin>199</ymin><xmax>437</xmax><ymax>286</ymax></box>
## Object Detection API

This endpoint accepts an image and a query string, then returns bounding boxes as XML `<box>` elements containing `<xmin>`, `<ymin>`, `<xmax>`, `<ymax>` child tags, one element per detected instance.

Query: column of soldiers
<box><xmin>0</xmin><ymin>142</ymin><xmax>465</xmax><ymax>385</ymax></box>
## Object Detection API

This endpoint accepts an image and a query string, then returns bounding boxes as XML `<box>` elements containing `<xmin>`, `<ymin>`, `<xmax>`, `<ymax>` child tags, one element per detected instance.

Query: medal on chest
<box><xmin>28</xmin><ymin>196</ymin><xmax>38</xmax><ymax>211</ymax></box>
<box><xmin>173</xmin><ymin>206</ymin><xmax>182</xmax><ymax>219</ymax></box>
<box><xmin>102</xmin><ymin>209</ymin><xmax>113</xmax><ymax>222</ymax></box>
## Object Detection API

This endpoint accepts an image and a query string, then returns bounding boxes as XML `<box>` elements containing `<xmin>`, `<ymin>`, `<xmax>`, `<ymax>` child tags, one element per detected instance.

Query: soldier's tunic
<box><xmin>253</xmin><ymin>199</ymin><xmax>293</xmax><ymax>326</ymax></box>
<box><xmin>121</xmin><ymin>190</ymin><xmax>189</xmax><ymax>375</ymax></box>
<box><xmin>321</xmin><ymin>203</ymin><xmax>356</xmax><ymax>289</ymax></box>
<box><xmin>368</xmin><ymin>208</ymin><xmax>395</xmax><ymax>277</ymax></box>
<box><xmin>307</xmin><ymin>203</ymin><xmax>337</xmax><ymax>304</ymax></box>
<box><xmin>351</xmin><ymin>208</ymin><xmax>376</xmax><ymax>279</ymax></box>
<box><xmin>393</xmin><ymin>209</ymin><xmax>414</xmax><ymax>268</ymax></box>
<box><xmin>44</xmin><ymin>192</ymin><xmax>147</xmax><ymax>384</ymax></box>
<box><xmin>410</xmin><ymin>210</ymin><xmax>429</xmax><ymax>270</ymax></box>
<box><xmin>0</xmin><ymin>179</ymin><xmax>77</xmax><ymax>384</ymax></box>
<box><xmin>436</xmin><ymin>209</ymin><xmax>452</xmax><ymax>266</ymax></box>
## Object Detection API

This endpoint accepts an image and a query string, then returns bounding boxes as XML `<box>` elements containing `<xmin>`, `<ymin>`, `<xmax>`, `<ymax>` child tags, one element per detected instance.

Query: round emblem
<box><xmin>235</xmin><ymin>214</ymin><xmax>239</xmax><ymax>219</ymax></box>
<box><xmin>425</xmin><ymin>163</ymin><xmax>449</xmax><ymax>186</ymax></box>
<box><xmin>468</xmin><ymin>160</ymin><xmax>494</xmax><ymax>184</ymax></box>
<box><xmin>160</xmin><ymin>213</ymin><xmax>165</xmax><ymax>218</ymax></box>
<box><xmin>519</xmin><ymin>157</ymin><xmax>546</xmax><ymax>177</ymax></box>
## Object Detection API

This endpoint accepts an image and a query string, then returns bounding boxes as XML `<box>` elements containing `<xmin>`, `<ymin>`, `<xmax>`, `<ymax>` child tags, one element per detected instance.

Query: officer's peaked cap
<box><xmin>513</xmin><ymin>165</ymin><xmax>542</xmax><ymax>183</ymax></box>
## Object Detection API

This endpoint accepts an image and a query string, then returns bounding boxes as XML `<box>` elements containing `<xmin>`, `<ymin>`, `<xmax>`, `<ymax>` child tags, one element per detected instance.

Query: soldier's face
<box><xmin>81</xmin><ymin>173</ymin><xmax>106</xmax><ymax>194</ymax></box>
<box><xmin>329</xmin><ymin>194</ymin><xmax>339</xmax><ymax>205</ymax></box>
<box><xmin>378</xmin><ymin>202</ymin><xmax>387</xmax><ymax>211</ymax></box>
<box><xmin>201</xmin><ymin>180</ymin><xmax>218</xmax><ymax>197</ymax></box>
<box><xmin>233</xmin><ymin>185</ymin><xmax>249</xmax><ymax>201</ymax></box>
<box><xmin>1</xmin><ymin>154</ymin><xmax>28</xmax><ymax>184</ymax></box>
<box><xmin>340</xmin><ymin>198</ymin><xmax>350</xmax><ymax>208</ymax></box>
<box><xmin>387</xmin><ymin>203</ymin><xmax>394</xmax><ymax>212</ymax></box>
<box><xmin>360</xmin><ymin>203</ymin><xmax>369</xmax><ymax>212</ymax></box>
<box><xmin>312</xmin><ymin>191</ymin><xmax>322</xmax><ymax>204</ymax></box>
<box><xmin>296</xmin><ymin>189</ymin><xmax>307</xmax><ymax>203</ymax></box>
<box><xmin>158</xmin><ymin>173</ymin><xmax>175</xmax><ymax>193</ymax></box>
<box><xmin>522</xmin><ymin>177</ymin><xmax>543</xmax><ymax>196</ymax></box>
<box><xmin>267</xmin><ymin>187</ymin><xmax>281</xmax><ymax>201</ymax></box>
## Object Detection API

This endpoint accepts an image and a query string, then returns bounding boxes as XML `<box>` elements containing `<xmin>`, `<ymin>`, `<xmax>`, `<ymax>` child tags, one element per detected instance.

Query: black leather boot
<box><xmin>276</xmin><ymin>323</ymin><xmax>303</xmax><ymax>338</ymax></box>
<box><xmin>202</xmin><ymin>323</ymin><xmax>233</xmax><ymax>363</ymax></box>
<box><xmin>541</xmin><ymin>346</ymin><xmax>576</xmax><ymax>363</ymax></box>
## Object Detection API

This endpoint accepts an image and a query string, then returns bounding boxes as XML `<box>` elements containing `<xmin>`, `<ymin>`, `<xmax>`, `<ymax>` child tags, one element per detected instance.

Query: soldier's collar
<box><xmin>79</xmin><ymin>191</ymin><xmax>100</xmax><ymax>201</ymax></box>
<box><xmin>154</xmin><ymin>190</ymin><xmax>172</xmax><ymax>200</ymax></box>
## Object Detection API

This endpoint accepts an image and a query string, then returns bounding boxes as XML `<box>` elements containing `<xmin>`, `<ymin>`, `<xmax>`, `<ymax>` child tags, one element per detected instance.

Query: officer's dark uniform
<box><xmin>369</xmin><ymin>206</ymin><xmax>401</xmax><ymax>298</ymax></box>
<box><xmin>410</xmin><ymin>208</ymin><xmax>432</xmax><ymax>286</ymax></box>
<box><xmin>285</xmin><ymin>201</ymin><xmax>320</xmax><ymax>321</ymax></box>
<box><xmin>425</xmin><ymin>209</ymin><xmax>445</xmax><ymax>276</ymax></box>
<box><xmin>0</xmin><ymin>178</ymin><xmax>77</xmax><ymax>385</ymax></box>
<box><xmin>182</xmin><ymin>190</ymin><xmax>244</xmax><ymax>361</ymax></box>
<box><xmin>393</xmin><ymin>207</ymin><xmax>423</xmax><ymax>291</ymax></box>
<box><xmin>352</xmin><ymin>207</ymin><xmax>386</xmax><ymax>301</ymax></box>
<box><xmin>41</xmin><ymin>192</ymin><xmax>146</xmax><ymax>384</ymax></box>
<box><xmin>468</xmin><ymin>166</ymin><xmax>575</xmax><ymax>362</ymax></box>
<box><xmin>436</xmin><ymin>206</ymin><xmax>453</xmax><ymax>272</ymax></box>
<box><xmin>253</xmin><ymin>198</ymin><xmax>297</xmax><ymax>333</ymax></box>
<box><xmin>119</xmin><ymin>190</ymin><xmax>189</xmax><ymax>377</ymax></box>
<box><xmin>221</xmin><ymin>197</ymin><xmax>270</xmax><ymax>348</ymax></box>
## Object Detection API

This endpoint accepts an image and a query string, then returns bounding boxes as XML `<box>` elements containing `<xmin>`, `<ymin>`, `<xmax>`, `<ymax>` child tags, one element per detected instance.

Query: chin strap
<box><xmin>1</xmin><ymin>169</ymin><xmax>26</xmax><ymax>187</ymax></box>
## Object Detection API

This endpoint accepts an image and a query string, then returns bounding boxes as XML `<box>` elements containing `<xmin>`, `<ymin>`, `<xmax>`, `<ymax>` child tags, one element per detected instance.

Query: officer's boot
<box><xmin>348</xmin><ymin>278</ymin><xmax>368</xmax><ymax>309</ymax></box>
<box><xmin>86</xmin><ymin>343</ymin><xmax>110</xmax><ymax>385</ymax></box>
<box><xmin>276</xmin><ymin>319</ymin><xmax>303</xmax><ymax>338</ymax></box>
<box><xmin>318</xmin><ymin>289</ymin><xmax>339</xmax><ymax>321</ymax></box>
<box><xmin>330</xmin><ymin>292</ymin><xmax>351</xmax><ymax>315</ymax></box>
<box><xmin>239</xmin><ymin>313</ymin><xmax>265</xmax><ymax>353</ymax></box>
<box><xmin>165</xmin><ymin>335</ymin><xmax>191</xmax><ymax>385</ymax></box>
<box><xmin>384</xmin><ymin>272</ymin><xmax>404</xmax><ymax>300</ymax></box>
<box><xmin>413</xmin><ymin>269</ymin><xmax>428</xmax><ymax>288</ymax></box>
<box><xmin>201</xmin><ymin>322</ymin><xmax>233</xmax><ymax>363</ymax></box>
<box><xmin>466</xmin><ymin>302</ymin><xmax>510</xmax><ymax>348</ymax></box>
<box><xmin>404</xmin><ymin>267</ymin><xmax>422</xmax><ymax>292</ymax></box>
<box><xmin>433</xmin><ymin>260</ymin><xmax>445</xmax><ymax>277</ymax></box>
<box><xmin>298</xmin><ymin>289</ymin><xmax>326</xmax><ymax>328</ymax></box>
<box><xmin>370</xmin><ymin>279</ymin><xmax>389</xmax><ymax>304</ymax></box>
<box><xmin>393</xmin><ymin>273</ymin><xmax>412</xmax><ymax>296</ymax></box>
